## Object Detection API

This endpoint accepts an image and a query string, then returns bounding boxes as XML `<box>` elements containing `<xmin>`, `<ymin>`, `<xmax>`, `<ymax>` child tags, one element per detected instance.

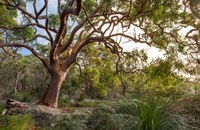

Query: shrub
<box><xmin>0</xmin><ymin>114</ymin><xmax>34</xmax><ymax>130</ymax></box>
<box><xmin>58</xmin><ymin>98</ymin><xmax>69</xmax><ymax>107</ymax></box>
<box><xmin>87</xmin><ymin>98</ymin><xmax>187</xmax><ymax>130</ymax></box>
<box><xmin>0</xmin><ymin>104</ymin><xmax>5</xmax><ymax>114</ymax></box>
<box><xmin>87</xmin><ymin>105</ymin><xmax>116</xmax><ymax>130</ymax></box>
<box><xmin>57</xmin><ymin>115</ymin><xmax>87</xmax><ymax>130</ymax></box>
<box><xmin>10</xmin><ymin>92</ymin><xmax>32</xmax><ymax>102</ymax></box>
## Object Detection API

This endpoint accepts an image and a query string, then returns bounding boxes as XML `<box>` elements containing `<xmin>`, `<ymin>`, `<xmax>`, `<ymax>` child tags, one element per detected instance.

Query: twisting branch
<box><xmin>55</xmin><ymin>0</ymin><xmax>82</xmax><ymax>45</ymax></box>
<box><xmin>75</xmin><ymin>61</ymin><xmax>86</xmax><ymax>80</ymax></box>
<box><xmin>60</xmin><ymin>0</ymin><xmax>105</xmax><ymax>54</ymax></box>
<box><xmin>82</xmin><ymin>6</ymin><xmax>101</xmax><ymax>33</ymax></box>
<box><xmin>50</xmin><ymin>0</ymin><xmax>82</xmax><ymax>63</ymax></box>
<box><xmin>2</xmin><ymin>47</ymin><xmax>16</xmax><ymax>57</ymax></box>
<box><xmin>44</xmin><ymin>0</ymin><xmax>54</xmax><ymax>45</ymax></box>
<box><xmin>57</xmin><ymin>0</ymin><xmax>61</xmax><ymax>14</ymax></box>
<box><xmin>75</xmin><ymin>61</ymin><xmax>90</xmax><ymax>87</ymax></box>
<box><xmin>33</xmin><ymin>0</ymin><xmax>37</xmax><ymax>15</ymax></box>
<box><xmin>36</xmin><ymin>0</ymin><xmax>47</xmax><ymax>18</ymax></box>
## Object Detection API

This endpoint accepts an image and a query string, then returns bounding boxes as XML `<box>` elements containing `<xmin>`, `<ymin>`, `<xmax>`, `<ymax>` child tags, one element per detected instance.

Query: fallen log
<box><xmin>1</xmin><ymin>98</ymin><xmax>28</xmax><ymax>115</ymax></box>
<box><xmin>6</xmin><ymin>98</ymin><xmax>27</xmax><ymax>109</ymax></box>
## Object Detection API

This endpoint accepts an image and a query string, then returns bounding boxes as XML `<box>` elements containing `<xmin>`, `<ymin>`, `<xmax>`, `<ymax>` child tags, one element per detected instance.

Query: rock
<box><xmin>3</xmin><ymin>99</ymin><xmax>69</xmax><ymax>127</ymax></box>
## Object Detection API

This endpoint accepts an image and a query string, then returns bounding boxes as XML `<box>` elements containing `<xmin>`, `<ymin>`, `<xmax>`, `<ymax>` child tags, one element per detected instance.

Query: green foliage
<box><xmin>49</xmin><ymin>14</ymin><xmax>60</xmax><ymax>29</ymax></box>
<box><xmin>151</xmin><ymin>1</ymin><xmax>167</xmax><ymax>23</ymax></box>
<box><xmin>0</xmin><ymin>114</ymin><xmax>34</xmax><ymax>130</ymax></box>
<box><xmin>10</xmin><ymin>92</ymin><xmax>32</xmax><ymax>102</ymax></box>
<box><xmin>36</xmin><ymin>43</ymin><xmax>50</xmax><ymax>57</ymax></box>
<box><xmin>87</xmin><ymin>98</ymin><xmax>186</xmax><ymax>130</ymax></box>
<box><xmin>115</xmin><ymin>98</ymin><xmax>186</xmax><ymax>130</ymax></box>
<box><xmin>87</xmin><ymin>104</ymin><xmax>116</xmax><ymax>130</ymax></box>
<box><xmin>58</xmin><ymin>97</ymin><xmax>69</xmax><ymax>107</ymax></box>
<box><xmin>128</xmin><ymin>0</ymin><xmax>178</xmax><ymax>22</ymax></box>
<box><xmin>83</xmin><ymin>67</ymin><xmax>100</xmax><ymax>85</ymax></box>
<box><xmin>83</xmin><ymin>0</ymin><xmax>98</xmax><ymax>13</ymax></box>
<box><xmin>81</xmin><ymin>64</ymin><xmax>121</xmax><ymax>98</ymax></box>
<box><xmin>126</xmin><ymin>59</ymin><xmax>185</xmax><ymax>97</ymax></box>
<box><xmin>13</xmin><ymin>27</ymin><xmax>35</xmax><ymax>41</ymax></box>
<box><xmin>0</xmin><ymin>5</ymin><xmax>17</xmax><ymax>26</ymax></box>
<box><xmin>76</xmin><ymin>44</ymin><xmax>123</xmax><ymax>98</ymax></box>
<box><xmin>0</xmin><ymin>0</ymin><xmax>199</xmax><ymax>122</ymax></box>
<box><xmin>57</xmin><ymin>115</ymin><xmax>87</xmax><ymax>130</ymax></box>
<box><xmin>0</xmin><ymin>104</ymin><xmax>5</xmax><ymax>114</ymax></box>
<box><xmin>146</xmin><ymin>60</ymin><xmax>172</xmax><ymax>77</ymax></box>
<box><xmin>189</xmin><ymin>0</ymin><xmax>200</xmax><ymax>19</ymax></box>
<box><xmin>0</xmin><ymin>53</ymin><xmax>49</xmax><ymax>101</ymax></box>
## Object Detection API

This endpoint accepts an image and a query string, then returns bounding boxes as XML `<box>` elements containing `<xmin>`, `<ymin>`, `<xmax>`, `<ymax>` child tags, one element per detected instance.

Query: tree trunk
<box><xmin>120</xmin><ymin>72</ymin><xmax>127</xmax><ymax>96</ymax></box>
<box><xmin>14</xmin><ymin>70</ymin><xmax>22</xmax><ymax>94</ymax></box>
<box><xmin>38</xmin><ymin>70</ymin><xmax>67</xmax><ymax>108</ymax></box>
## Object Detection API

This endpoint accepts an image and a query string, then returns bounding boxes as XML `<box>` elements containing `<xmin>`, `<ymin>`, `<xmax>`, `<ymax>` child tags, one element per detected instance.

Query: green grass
<box><xmin>10</xmin><ymin>92</ymin><xmax>32</xmax><ymax>102</ymax></box>
<box><xmin>0</xmin><ymin>114</ymin><xmax>34</xmax><ymax>130</ymax></box>
<box><xmin>0</xmin><ymin>104</ymin><xmax>5</xmax><ymax>114</ymax></box>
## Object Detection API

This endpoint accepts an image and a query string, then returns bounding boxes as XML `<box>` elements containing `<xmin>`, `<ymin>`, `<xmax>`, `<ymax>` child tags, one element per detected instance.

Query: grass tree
<box><xmin>87</xmin><ymin>98</ymin><xmax>187</xmax><ymax>130</ymax></box>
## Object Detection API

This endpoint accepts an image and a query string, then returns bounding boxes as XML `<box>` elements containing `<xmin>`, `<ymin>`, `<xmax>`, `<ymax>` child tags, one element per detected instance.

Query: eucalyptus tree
<box><xmin>0</xmin><ymin>0</ymin><xmax>198</xmax><ymax>107</ymax></box>
<box><xmin>0</xmin><ymin>53</ymin><xmax>29</xmax><ymax>100</ymax></box>
<box><xmin>77</xmin><ymin>44</ymin><xmax>121</xmax><ymax>98</ymax></box>
<box><xmin>75</xmin><ymin>44</ymin><xmax>147</xmax><ymax>98</ymax></box>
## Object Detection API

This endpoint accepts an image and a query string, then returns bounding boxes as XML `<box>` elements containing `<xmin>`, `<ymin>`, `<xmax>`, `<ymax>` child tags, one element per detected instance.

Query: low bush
<box><xmin>87</xmin><ymin>98</ymin><xmax>187</xmax><ymax>130</ymax></box>
<box><xmin>58</xmin><ymin>98</ymin><xmax>69</xmax><ymax>107</ymax></box>
<box><xmin>0</xmin><ymin>104</ymin><xmax>5</xmax><ymax>114</ymax></box>
<box><xmin>56</xmin><ymin>115</ymin><xmax>87</xmax><ymax>130</ymax></box>
<box><xmin>87</xmin><ymin>104</ymin><xmax>116</xmax><ymax>130</ymax></box>
<box><xmin>0</xmin><ymin>114</ymin><xmax>34</xmax><ymax>130</ymax></box>
<box><xmin>10</xmin><ymin>92</ymin><xmax>32</xmax><ymax>102</ymax></box>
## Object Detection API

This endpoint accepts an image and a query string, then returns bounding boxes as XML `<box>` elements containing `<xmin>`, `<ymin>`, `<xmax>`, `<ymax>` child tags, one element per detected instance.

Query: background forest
<box><xmin>0</xmin><ymin>43</ymin><xmax>199</xmax><ymax>103</ymax></box>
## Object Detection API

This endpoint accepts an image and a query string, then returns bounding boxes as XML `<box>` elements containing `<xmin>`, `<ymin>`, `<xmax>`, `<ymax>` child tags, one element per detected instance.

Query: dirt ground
<box><xmin>172</xmin><ymin>96</ymin><xmax>200</xmax><ymax>130</ymax></box>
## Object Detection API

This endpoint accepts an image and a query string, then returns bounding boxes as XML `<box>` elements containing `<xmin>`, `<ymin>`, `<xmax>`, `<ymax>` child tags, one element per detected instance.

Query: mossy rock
<box><xmin>4</xmin><ymin>104</ymin><xmax>69</xmax><ymax>128</ymax></box>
